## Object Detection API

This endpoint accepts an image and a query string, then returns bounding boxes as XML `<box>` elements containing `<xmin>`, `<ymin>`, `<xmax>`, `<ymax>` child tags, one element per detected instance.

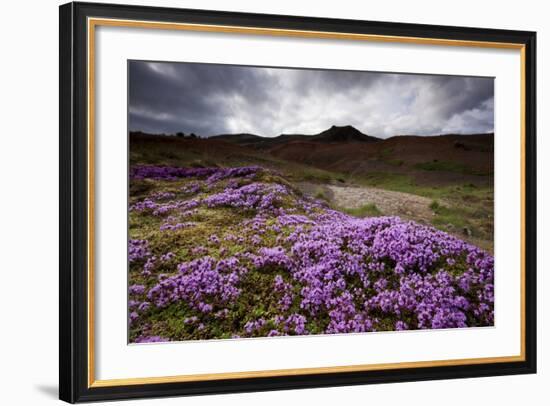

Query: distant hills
<box><xmin>212</xmin><ymin>125</ymin><xmax>380</xmax><ymax>148</ymax></box>
<box><xmin>130</xmin><ymin>126</ymin><xmax>493</xmax><ymax>185</ymax></box>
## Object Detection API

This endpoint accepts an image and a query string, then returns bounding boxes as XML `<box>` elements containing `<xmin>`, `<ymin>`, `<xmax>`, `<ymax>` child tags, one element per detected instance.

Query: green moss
<box><xmin>315</xmin><ymin>188</ymin><xmax>329</xmax><ymax>201</ymax></box>
<box><xmin>386</xmin><ymin>158</ymin><xmax>404</xmax><ymax>167</ymax></box>
<box><xmin>343</xmin><ymin>203</ymin><xmax>382</xmax><ymax>218</ymax></box>
<box><xmin>429</xmin><ymin>201</ymin><xmax>479</xmax><ymax>238</ymax></box>
<box><xmin>356</xmin><ymin>172</ymin><xmax>416</xmax><ymax>192</ymax></box>
<box><xmin>429</xmin><ymin>200</ymin><xmax>441</xmax><ymax>211</ymax></box>
<box><xmin>414</xmin><ymin>160</ymin><xmax>492</xmax><ymax>176</ymax></box>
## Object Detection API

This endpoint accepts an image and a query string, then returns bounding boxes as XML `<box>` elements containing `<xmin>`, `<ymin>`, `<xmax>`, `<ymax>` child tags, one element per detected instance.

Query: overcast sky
<box><xmin>129</xmin><ymin>60</ymin><xmax>494</xmax><ymax>139</ymax></box>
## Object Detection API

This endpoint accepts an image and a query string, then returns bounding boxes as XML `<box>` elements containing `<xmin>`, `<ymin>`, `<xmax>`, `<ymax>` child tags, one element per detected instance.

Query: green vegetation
<box><xmin>429</xmin><ymin>200</ymin><xmax>441</xmax><ymax>211</ymax></box>
<box><xmin>357</xmin><ymin>172</ymin><xmax>416</xmax><ymax>193</ymax></box>
<box><xmin>356</xmin><ymin>172</ymin><xmax>490</xmax><ymax>201</ymax></box>
<box><xmin>386</xmin><ymin>158</ymin><xmax>404</xmax><ymax>167</ymax></box>
<box><xmin>379</xmin><ymin>147</ymin><xmax>393</xmax><ymax>160</ymax></box>
<box><xmin>430</xmin><ymin>200</ymin><xmax>469</xmax><ymax>229</ymax></box>
<box><xmin>378</xmin><ymin>147</ymin><xmax>404</xmax><ymax>167</ymax></box>
<box><xmin>343</xmin><ymin>203</ymin><xmax>382</xmax><ymax>218</ymax></box>
<box><xmin>414</xmin><ymin>160</ymin><xmax>492</xmax><ymax>176</ymax></box>
<box><xmin>315</xmin><ymin>189</ymin><xmax>329</xmax><ymax>201</ymax></box>
<box><xmin>415</xmin><ymin>160</ymin><xmax>469</xmax><ymax>173</ymax></box>
<box><xmin>300</xmin><ymin>167</ymin><xmax>340</xmax><ymax>183</ymax></box>
<box><xmin>428</xmin><ymin>198</ymin><xmax>493</xmax><ymax>252</ymax></box>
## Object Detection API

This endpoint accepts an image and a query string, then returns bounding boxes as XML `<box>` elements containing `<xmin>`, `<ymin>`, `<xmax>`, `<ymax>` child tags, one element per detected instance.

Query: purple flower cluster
<box><xmin>129</xmin><ymin>239</ymin><xmax>150</xmax><ymax>263</ymax></box>
<box><xmin>204</xmin><ymin>182</ymin><xmax>288</xmax><ymax>212</ymax></box>
<box><xmin>130</xmin><ymin>165</ymin><xmax>217</xmax><ymax>180</ymax></box>
<box><xmin>147</xmin><ymin>256</ymin><xmax>246</xmax><ymax>312</ymax></box>
<box><xmin>134</xmin><ymin>335</ymin><xmax>170</xmax><ymax>343</ymax></box>
<box><xmin>205</xmin><ymin>166</ymin><xmax>261</xmax><ymax>185</ymax></box>
<box><xmin>130</xmin><ymin>165</ymin><xmax>261</xmax><ymax>181</ymax></box>
<box><xmin>288</xmin><ymin>216</ymin><xmax>494</xmax><ymax>332</ymax></box>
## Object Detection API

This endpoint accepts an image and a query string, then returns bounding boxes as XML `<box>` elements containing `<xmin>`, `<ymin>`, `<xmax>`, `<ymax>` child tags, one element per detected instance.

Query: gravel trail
<box><xmin>298</xmin><ymin>182</ymin><xmax>436</xmax><ymax>224</ymax></box>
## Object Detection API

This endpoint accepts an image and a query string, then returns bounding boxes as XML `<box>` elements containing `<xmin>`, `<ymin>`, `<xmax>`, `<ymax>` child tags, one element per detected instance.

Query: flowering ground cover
<box><xmin>128</xmin><ymin>165</ymin><xmax>494</xmax><ymax>343</ymax></box>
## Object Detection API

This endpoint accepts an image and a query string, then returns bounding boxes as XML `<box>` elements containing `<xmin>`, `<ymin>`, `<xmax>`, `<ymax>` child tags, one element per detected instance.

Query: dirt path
<box><xmin>298</xmin><ymin>182</ymin><xmax>436</xmax><ymax>225</ymax></box>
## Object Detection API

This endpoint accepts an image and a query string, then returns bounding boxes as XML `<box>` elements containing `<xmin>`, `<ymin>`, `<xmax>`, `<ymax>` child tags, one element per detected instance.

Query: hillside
<box><xmin>130</xmin><ymin>131</ymin><xmax>494</xmax><ymax>252</ymax></box>
<box><xmin>130</xmin><ymin>131</ymin><xmax>494</xmax><ymax>187</ymax></box>
<box><xmin>129</xmin><ymin>132</ymin><xmax>345</xmax><ymax>185</ymax></box>
<box><xmin>128</xmin><ymin>163</ymin><xmax>494</xmax><ymax>342</ymax></box>
<box><xmin>212</xmin><ymin>124</ymin><xmax>380</xmax><ymax>148</ymax></box>
<box><xmin>268</xmin><ymin>132</ymin><xmax>494</xmax><ymax>186</ymax></box>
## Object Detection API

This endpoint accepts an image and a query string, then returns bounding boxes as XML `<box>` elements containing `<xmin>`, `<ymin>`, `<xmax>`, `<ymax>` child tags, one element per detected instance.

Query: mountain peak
<box><xmin>314</xmin><ymin>125</ymin><xmax>380</xmax><ymax>143</ymax></box>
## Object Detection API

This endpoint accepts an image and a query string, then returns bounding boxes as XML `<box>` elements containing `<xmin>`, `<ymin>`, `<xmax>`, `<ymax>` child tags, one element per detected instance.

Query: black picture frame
<box><xmin>59</xmin><ymin>1</ymin><xmax>537</xmax><ymax>403</ymax></box>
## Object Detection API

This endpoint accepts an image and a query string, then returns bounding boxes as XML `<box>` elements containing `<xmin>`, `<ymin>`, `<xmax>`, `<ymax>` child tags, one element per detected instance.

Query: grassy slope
<box><xmin>130</xmin><ymin>134</ymin><xmax>493</xmax><ymax>251</ymax></box>
<box><xmin>130</xmin><ymin>134</ymin><xmax>346</xmax><ymax>185</ymax></box>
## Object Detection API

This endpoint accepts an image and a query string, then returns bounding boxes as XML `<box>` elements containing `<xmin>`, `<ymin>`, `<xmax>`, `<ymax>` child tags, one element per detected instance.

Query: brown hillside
<box><xmin>268</xmin><ymin>133</ymin><xmax>493</xmax><ymax>178</ymax></box>
<box><xmin>130</xmin><ymin>131</ymin><xmax>493</xmax><ymax>188</ymax></box>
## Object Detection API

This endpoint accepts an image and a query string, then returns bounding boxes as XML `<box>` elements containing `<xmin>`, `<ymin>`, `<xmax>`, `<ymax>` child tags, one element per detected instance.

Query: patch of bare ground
<box><xmin>313</xmin><ymin>183</ymin><xmax>434</xmax><ymax>224</ymax></box>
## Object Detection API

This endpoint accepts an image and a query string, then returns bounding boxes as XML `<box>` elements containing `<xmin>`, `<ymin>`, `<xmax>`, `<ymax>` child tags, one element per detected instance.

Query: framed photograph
<box><xmin>59</xmin><ymin>2</ymin><xmax>536</xmax><ymax>403</ymax></box>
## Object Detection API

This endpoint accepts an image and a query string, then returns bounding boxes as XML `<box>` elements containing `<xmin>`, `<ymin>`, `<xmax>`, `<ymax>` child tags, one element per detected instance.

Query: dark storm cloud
<box><xmin>129</xmin><ymin>61</ymin><xmax>494</xmax><ymax>138</ymax></box>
